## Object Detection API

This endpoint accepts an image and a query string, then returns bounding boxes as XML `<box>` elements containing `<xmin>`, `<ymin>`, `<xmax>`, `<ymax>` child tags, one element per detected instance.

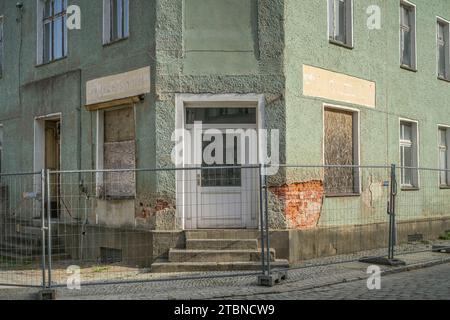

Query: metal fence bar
<box><xmin>40</xmin><ymin>169</ymin><xmax>46</xmax><ymax>288</ymax></box>
<box><xmin>46</xmin><ymin>169</ymin><xmax>52</xmax><ymax>288</ymax></box>
<box><xmin>258</xmin><ymin>164</ymin><xmax>266</xmax><ymax>275</ymax></box>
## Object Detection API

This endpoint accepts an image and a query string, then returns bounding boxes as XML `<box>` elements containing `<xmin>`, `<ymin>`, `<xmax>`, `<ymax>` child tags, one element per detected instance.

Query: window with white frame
<box><xmin>437</xmin><ymin>19</ymin><xmax>450</xmax><ymax>80</ymax></box>
<box><xmin>400</xmin><ymin>121</ymin><xmax>419</xmax><ymax>188</ymax></box>
<box><xmin>0</xmin><ymin>16</ymin><xmax>4</xmax><ymax>78</ymax></box>
<box><xmin>439</xmin><ymin>127</ymin><xmax>450</xmax><ymax>186</ymax></box>
<box><xmin>328</xmin><ymin>0</ymin><xmax>353</xmax><ymax>47</ymax></box>
<box><xmin>324</xmin><ymin>107</ymin><xmax>360</xmax><ymax>195</ymax></box>
<box><xmin>37</xmin><ymin>0</ymin><xmax>68</xmax><ymax>64</ymax></box>
<box><xmin>400</xmin><ymin>1</ymin><xmax>416</xmax><ymax>70</ymax></box>
<box><xmin>103</xmin><ymin>0</ymin><xmax>129</xmax><ymax>44</ymax></box>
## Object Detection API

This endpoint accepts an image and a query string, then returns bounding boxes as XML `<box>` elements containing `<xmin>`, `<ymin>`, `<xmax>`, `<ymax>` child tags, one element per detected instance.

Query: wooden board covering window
<box><xmin>324</xmin><ymin>108</ymin><xmax>356</xmax><ymax>195</ymax></box>
<box><xmin>103</xmin><ymin>107</ymin><xmax>136</xmax><ymax>198</ymax></box>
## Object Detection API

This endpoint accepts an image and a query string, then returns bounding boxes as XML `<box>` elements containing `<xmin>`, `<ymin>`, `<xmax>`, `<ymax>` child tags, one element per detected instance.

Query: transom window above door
<box><xmin>186</xmin><ymin>107</ymin><xmax>257</xmax><ymax>125</ymax></box>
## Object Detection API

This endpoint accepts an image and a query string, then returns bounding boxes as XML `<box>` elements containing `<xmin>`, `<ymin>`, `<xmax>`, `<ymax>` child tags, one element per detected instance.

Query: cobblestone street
<box><xmin>236</xmin><ymin>263</ymin><xmax>450</xmax><ymax>300</ymax></box>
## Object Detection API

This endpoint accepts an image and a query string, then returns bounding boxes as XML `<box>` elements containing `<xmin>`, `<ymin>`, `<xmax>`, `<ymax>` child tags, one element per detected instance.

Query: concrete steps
<box><xmin>0</xmin><ymin>218</ymin><xmax>69</xmax><ymax>263</ymax></box>
<box><xmin>151</xmin><ymin>230</ymin><xmax>289</xmax><ymax>273</ymax></box>
<box><xmin>186</xmin><ymin>239</ymin><xmax>258</xmax><ymax>250</ymax></box>
<box><xmin>169</xmin><ymin>249</ymin><xmax>275</xmax><ymax>263</ymax></box>
<box><xmin>151</xmin><ymin>260</ymin><xmax>289</xmax><ymax>273</ymax></box>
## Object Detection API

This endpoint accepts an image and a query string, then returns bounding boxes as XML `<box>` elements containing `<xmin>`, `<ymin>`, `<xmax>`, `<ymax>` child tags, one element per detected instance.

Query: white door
<box><xmin>195</xmin><ymin>130</ymin><xmax>257</xmax><ymax>229</ymax></box>
<box><xmin>182</xmin><ymin>106</ymin><xmax>260</xmax><ymax>229</ymax></box>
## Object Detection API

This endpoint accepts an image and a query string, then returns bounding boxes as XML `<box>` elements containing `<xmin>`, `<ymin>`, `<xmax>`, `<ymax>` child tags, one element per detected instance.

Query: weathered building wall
<box><xmin>151</xmin><ymin>0</ymin><xmax>286</xmax><ymax>229</ymax></box>
<box><xmin>282</xmin><ymin>0</ymin><xmax>450</xmax><ymax>229</ymax></box>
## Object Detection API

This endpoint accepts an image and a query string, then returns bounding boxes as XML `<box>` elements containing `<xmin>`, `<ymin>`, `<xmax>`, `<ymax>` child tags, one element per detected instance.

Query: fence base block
<box><xmin>359</xmin><ymin>256</ymin><xmax>406</xmax><ymax>266</ymax></box>
<box><xmin>257</xmin><ymin>271</ymin><xmax>287</xmax><ymax>287</ymax></box>
<box><xmin>432</xmin><ymin>245</ymin><xmax>450</xmax><ymax>253</ymax></box>
<box><xmin>37</xmin><ymin>289</ymin><xmax>57</xmax><ymax>300</ymax></box>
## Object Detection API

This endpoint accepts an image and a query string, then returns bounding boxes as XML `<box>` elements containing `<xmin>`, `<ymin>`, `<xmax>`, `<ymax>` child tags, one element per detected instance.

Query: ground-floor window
<box><xmin>439</xmin><ymin>126</ymin><xmax>449</xmax><ymax>187</ymax></box>
<box><xmin>323</xmin><ymin>107</ymin><xmax>360</xmax><ymax>195</ymax></box>
<box><xmin>400</xmin><ymin>120</ymin><xmax>419</xmax><ymax>188</ymax></box>
<box><xmin>97</xmin><ymin>106</ymin><xmax>136</xmax><ymax>199</ymax></box>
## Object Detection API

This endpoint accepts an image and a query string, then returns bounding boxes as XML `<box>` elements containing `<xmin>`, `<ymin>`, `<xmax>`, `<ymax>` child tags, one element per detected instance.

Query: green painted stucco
<box><xmin>0</xmin><ymin>0</ymin><xmax>448</xmax><ymax>231</ymax></box>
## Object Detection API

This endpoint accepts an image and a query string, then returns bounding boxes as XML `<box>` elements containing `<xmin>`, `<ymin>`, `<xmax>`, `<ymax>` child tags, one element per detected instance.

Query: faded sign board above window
<box><xmin>303</xmin><ymin>65</ymin><xmax>376</xmax><ymax>108</ymax></box>
<box><xmin>86</xmin><ymin>66</ymin><xmax>151</xmax><ymax>110</ymax></box>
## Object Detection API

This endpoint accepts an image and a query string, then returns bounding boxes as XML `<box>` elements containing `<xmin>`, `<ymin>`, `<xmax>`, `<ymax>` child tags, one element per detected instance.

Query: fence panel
<box><xmin>266</xmin><ymin>165</ymin><xmax>394</xmax><ymax>269</ymax></box>
<box><xmin>0</xmin><ymin>172</ymin><xmax>45</xmax><ymax>288</ymax></box>
<box><xmin>395</xmin><ymin>167</ymin><xmax>450</xmax><ymax>253</ymax></box>
<box><xmin>46</xmin><ymin>166</ymin><xmax>265</xmax><ymax>287</ymax></box>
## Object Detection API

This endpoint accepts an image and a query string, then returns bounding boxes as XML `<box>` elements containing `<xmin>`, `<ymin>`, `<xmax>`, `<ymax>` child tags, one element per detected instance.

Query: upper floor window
<box><xmin>37</xmin><ymin>0</ymin><xmax>68</xmax><ymax>64</ymax></box>
<box><xmin>437</xmin><ymin>19</ymin><xmax>450</xmax><ymax>80</ymax></box>
<box><xmin>0</xmin><ymin>16</ymin><xmax>4</xmax><ymax>77</ymax></box>
<box><xmin>328</xmin><ymin>0</ymin><xmax>353</xmax><ymax>48</ymax></box>
<box><xmin>400</xmin><ymin>1</ymin><xmax>417</xmax><ymax>70</ymax></box>
<box><xmin>103</xmin><ymin>0</ymin><xmax>129</xmax><ymax>44</ymax></box>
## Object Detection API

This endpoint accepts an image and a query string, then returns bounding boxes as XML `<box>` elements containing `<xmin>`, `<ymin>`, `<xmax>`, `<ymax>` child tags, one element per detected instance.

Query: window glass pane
<box><xmin>337</xmin><ymin>0</ymin><xmax>346</xmax><ymax>42</ymax></box>
<box><xmin>439</xmin><ymin>44</ymin><xmax>446</xmax><ymax>77</ymax></box>
<box><xmin>54</xmin><ymin>0</ymin><xmax>63</xmax><ymax>14</ymax></box>
<box><xmin>440</xmin><ymin>149</ymin><xmax>448</xmax><ymax>185</ymax></box>
<box><xmin>53</xmin><ymin>17</ymin><xmax>63</xmax><ymax>59</ymax></box>
<box><xmin>44</xmin><ymin>0</ymin><xmax>53</xmax><ymax>19</ymax></box>
<box><xmin>439</xmin><ymin>128</ymin><xmax>447</xmax><ymax>146</ymax></box>
<box><xmin>186</xmin><ymin>108</ymin><xmax>257</xmax><ymax>125</ymax></box>
<box><xmin>64</xmin><ymin>14</ymin><xmax>68</xmax><ymax>56</ymax></box>
<box><xmin>43</xmin><ymin>22</ymin><xmax>53</xmax><ymax>63</ymax></box>
<box><xmin>123</xmin><ymin>0</ymin><xmax>129</xmax><ymax>37</ymax></box>
<box><xmin>111</xmin><ymin>0</ymin><xmax>119</xmax><ymax>40</ymax></box>
<box><xmin>401</xmin><ymin>122</ymin><xmax>412</xmax><ymax>141</ymax></box>
<box><xmin>201</xmin><ymin>134</ymin><xmax>241</xmax><ymax>187</ymax></box>
<box><xmin>401</xmin><ymin>6</ymin><xmax>410</xmax><ymax>28</ymax></box>
<box><xmin>402</xmin><ymin>29</ymin><xmax>412</xmax><ymax>66</ymax></box>
<box><xmin>403</xmin><ymin>145</ymin><xmax>413</xmax><ymax>167</ymax></box>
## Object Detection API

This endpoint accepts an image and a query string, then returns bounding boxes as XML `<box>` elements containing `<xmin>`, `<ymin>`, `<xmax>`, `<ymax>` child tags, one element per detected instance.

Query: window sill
<box><xmin>98</xmin><ymin>195</ymin><xmax>136</xmax><ymax>201</ymax></box>
<box><xmin>439</xmin><ymin>185</ymin><xmax>450</xmax><ymax>190</ymax></box>
<box><xmin>400</xmin><ymin>64</ymin><xmax>417</xmax><ymax>72</ymax></box>
<box><xmin>36</xmin><ymin>56</ymin><xmax>68</xmax><ymax>68</ymax></box>
<box><xmin>103</xmin><ymin>37</ymin><xmax>129</xmax><ymax>48</ymax></box>
<box><xmin>437</xmin><ymin>76</ymin><xmax>450</xmax><ymax>83</ymax></box>
<box><xmin>329</xmin><ymin>39</ymin><xmax>354</xmax><ymax>50</ymax></box>
<box><xmin>325</xmin><ymin>193</ymin><xmax>361</xmax><ymax>198</ymax></box>
<box><xmin>400</xmin><ymin>186</ymin><xmax>420</xmax><ymax>191</ymax></box>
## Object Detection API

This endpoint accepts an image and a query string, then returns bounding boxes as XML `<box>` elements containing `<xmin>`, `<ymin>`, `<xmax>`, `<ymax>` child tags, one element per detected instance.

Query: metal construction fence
<box><xmin>0</xmin><ymin>164</ymin><xmax>449</xmax><ymax>288</ymax></box>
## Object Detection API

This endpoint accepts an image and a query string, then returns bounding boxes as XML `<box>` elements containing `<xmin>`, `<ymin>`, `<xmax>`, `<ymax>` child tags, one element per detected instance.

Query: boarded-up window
<box><xmin>324</xmin><ymin>108</ymin><xmax>358</xmax><ymax>195</ymax></box>
<box><xmin>103</xmin><ymin>107</ymin><xmax>136</xmax><ymax>198</ymax></box>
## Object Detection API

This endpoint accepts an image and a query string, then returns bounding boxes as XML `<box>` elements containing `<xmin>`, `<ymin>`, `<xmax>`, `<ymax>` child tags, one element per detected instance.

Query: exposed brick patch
<box><xmin>155</xmin><ymin>199</ymin><xmax>170</xmax><ymax>211</ymax></box>
<box><xmin>270</xmin><ymin>181</ymin><xmax>324</xmax><ymax>230</ymax></box>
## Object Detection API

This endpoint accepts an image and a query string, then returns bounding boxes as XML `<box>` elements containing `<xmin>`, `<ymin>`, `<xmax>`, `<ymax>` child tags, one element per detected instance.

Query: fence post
<box><xmin>388</xmin><ymin>164</ymin><xmax>398</xmax><ymax>260</ymax></box>
<box><xmin>258</xmin><ymin>164</ymin><xmax>266</xmax><ymax>276</ymax></box>
<box><xmin>40</xmin><ymin>169</ymin><xmax>46</xmax><ymax>289</ymax></box>
<box><xmin>46</xmin><ymin>169</ymin><xmax>53</xmax><ymax>288</ymax></box>
<box><xmin>263</xmin><ymin>172</ymin><xmax>271</xmax><ymax>276</ymax></box>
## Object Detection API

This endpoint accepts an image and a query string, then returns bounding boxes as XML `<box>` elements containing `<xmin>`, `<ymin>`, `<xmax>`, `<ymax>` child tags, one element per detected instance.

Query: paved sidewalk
<box><xmin>1</xmin><ymin>249</ymin><xmax>448</xmax><ymax>300</ymax></box>
<box><xmin>238</xmin><ymin>263</ymin><xmax>450</xmax><ymax>300</ymax></box>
